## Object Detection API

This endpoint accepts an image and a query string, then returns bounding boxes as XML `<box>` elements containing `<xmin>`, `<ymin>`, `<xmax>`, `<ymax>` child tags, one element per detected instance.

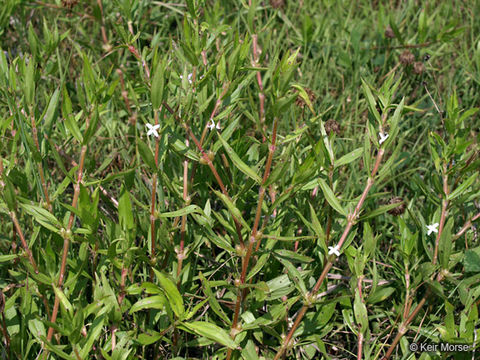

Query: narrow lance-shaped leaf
<box><xmin>24</xmin><ymin>56</ymin><xmax>35</xmax><ymax>107</ymax></box>
<box><xmin>153</xmin><ymin>269</ymin><xmax>185</xmax><ymax>318</ymax></box>
<box><xmin>130</xmin><ymin>295</ymin><xmax>166</xmax><ymax>313</ymax></box>
<box><xmin>53</xmin><ymin>285</ymin><xmax>73</xmax><ymax>317</ymax></box>
<box><xmin>212</xmin><ymin>190</ymin><xmax>251</xmax><ymax>231</ymax></box>
<box><xmin>62</xmin><ymin>86</ymin><xmax>83</xmax><ymax>142</ymax></box>
<box><xmin>43</xmin><ymin>88</ymin><xmax>60</xmax><ymax>133</ymax></box>
<box><xmin>447</xmin><ymin>173</ymin><xmax>477</xmax><ymax>201</ymax></box>
<box><xmin>217</xmin><ymin>132</ymin><xmax>262</xmax><ymax>183</ymax></box>
<box><xmin>138</xmin><ymin>138</ymin><xmax>157</xmax><ymax>171</ymax></box>
<box><xmin>354</xmin><ymin>290</ymin><xmax>368</xmax><ymax>333</ymax></box>
<box><xmin>80</xmin><ymin>315</ymin><xmax>105</xmax><ymax>359</ymax></box>
<box><xmin>361</xmin><ymin>78</ymin><xmax>381</xmax><ymax>124</ymax></box>
<box><xmin>317</xmin><ymin>178</ymin><xmax>347</xmax><ymax>217</ymax></box>
<box><xmin>439</xmin><ymin>218</ymin><xmax>454</xmax><ymax>269</ymax></box>
<box><xmin>118</xmin><ymin>186</ymin><xmax>134</xmax><ymax>230</ymax></box>
<box><xmin>151</xmin><ymin>57</ymin><xmax>165</xmax><ymax>109</ymax></box>
<box><xmin>157</xmin><ymin>205</ymin><xmax>202</xmax><ymax>218</ymax></box>
<box><xmin>179</xmin><ymin>321</ymin><xmax>238</xmax><ymax>349</ymax></box>
<box><xmin>335</xmin><ymin>148</ymin><xmax>363</xmax><ymax>168</ymax></box>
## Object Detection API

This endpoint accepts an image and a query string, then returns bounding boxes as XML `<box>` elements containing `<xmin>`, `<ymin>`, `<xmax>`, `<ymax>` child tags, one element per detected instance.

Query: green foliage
<box><xmin>1</xmin><ymin>1</ymin><xmax>479</xmax><ymax>359</ymax></box>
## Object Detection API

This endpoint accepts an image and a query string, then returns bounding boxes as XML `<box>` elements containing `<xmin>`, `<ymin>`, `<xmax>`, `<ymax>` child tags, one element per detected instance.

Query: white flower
<box><xmin>426</xmin><ymin>223</ymin><xmax>439</xmax><ymax>235</ymax></box>
<box><xmin>328</xmin><ymin>245</ymin><xmax>341</xmax><ymax>257</ymax></box>
<box><xmin>379</xmin><ymin>132</ymin><xmax>389</xmax><ymax>145</ymax></box>
<box><xmin>180</xmin><ymin>73</ymin><xmax>193</xmax><ymax>84</ymax></box>
<box><xmin>146</xmin><ymin>123</ymin><xmax>160</xmax><ymax>138</ymax></box>
<box><xmin>207</xmin><ymin>119</ymin><xmax>221</xmax><ymax>130</ymax></box>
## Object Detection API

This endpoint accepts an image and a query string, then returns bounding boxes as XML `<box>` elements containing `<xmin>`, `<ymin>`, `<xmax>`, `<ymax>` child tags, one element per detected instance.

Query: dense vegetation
<box><xmin>1</xmin><ymin>1</ymin><xmax>479</xmax><ymax>359</ymax></box>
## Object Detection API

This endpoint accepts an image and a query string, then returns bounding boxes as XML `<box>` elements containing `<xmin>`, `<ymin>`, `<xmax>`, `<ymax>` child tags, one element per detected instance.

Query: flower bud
<box><xmin>235</xmin><ymin>244</ymin><xmax>245</xmax><ymax>257</ymax></box>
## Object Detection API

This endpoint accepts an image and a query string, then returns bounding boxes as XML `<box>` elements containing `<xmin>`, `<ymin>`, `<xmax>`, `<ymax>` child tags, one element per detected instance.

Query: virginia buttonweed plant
<box><xmin>1</xmin><ymin>1</ymin><xmax>479</xmax><ymax>359</ymax></box>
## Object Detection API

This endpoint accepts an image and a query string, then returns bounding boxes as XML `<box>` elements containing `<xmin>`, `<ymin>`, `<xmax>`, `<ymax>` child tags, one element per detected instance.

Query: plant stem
<box><xmin>46</xmin><ymin>113</ymin><xmax>90</xmax><ymax>343</ymax></box>
<box><xmin>252</xmin><ymin>35</ymin><xmax>265</xmax><ymax>132</ymax></box>
<box><xmin>149</xmin><ymin>109</ymin><xmax>161</xmax><ymax>279</ymax></box>
<box><xmin>97</xmin><ymin>0</ymin><xmax>109</xmax><ymax>49</ymax></box>
<box><xmin>10</xmin><ymin>211</ymin><xmax>39</xmax><ymax>274</ymax></box>
<box><xmin>357</xmin><ymin>276</ymin><xmax>365</xmax><ymax>360</ymax></box>
<box><xmin>177</xmin><ymin>138</ymin><xmax>189</xmax><ymax>281</ymax></box>
<box><xmin>382</xmin><ymin>162</ymin><xmax>452</xmax><ymax>358</ymax></box>
<box><xmin>226</xmin><ymin>119</ymin><xmax>278</xmax><ymax>360</ymax></box>
<box><xmin>453</xmin><ymin>211</ymin><xmax>480</xmax><ymax>240</ymax></box>
<box><xmin>432</xmin><ymin>164</ymin><xmax>449</xmax><ymax>265</ymax></box>
<box><xmin>381</xmin><ymin>289</ymin><xmax>430</xmax><ymax>360</ymax></box>
<box><xmin>274</xmin><ymin>148</ymin><xmax>385</xmax><ymax>360</ymax></box>
<box><xmin>163</xmin><ymin>101</ymin><xmax>245</xmax><ymax>247</ymax></box>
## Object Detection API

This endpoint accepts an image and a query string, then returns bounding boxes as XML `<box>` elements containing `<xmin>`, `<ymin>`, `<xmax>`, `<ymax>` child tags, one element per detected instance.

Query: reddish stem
<box><xmin>163</xmin><ymin>101</ymin><xmax>245</xmax><ymax>247</ymax></box>
<box><xmin>274</xmin><ymin>149</ymin><xmax>385</xmax><ymax>360</ymax></box>
<box><xmin>46</xmin><ymin>114</ymin><xmax>90</xmax><ymax>344</ymax></box>
<box><xmin>227</xmin><ymin>119</ymin><xmax>278</xmax><ymax>360</ymax></box>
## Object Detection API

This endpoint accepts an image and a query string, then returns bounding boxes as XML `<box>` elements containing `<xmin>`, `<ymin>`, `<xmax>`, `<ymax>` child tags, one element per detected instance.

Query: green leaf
<box><xmin>43</xmin><ymin>88</ymin><xmax>60</xmax><ymax>132</ymax></box>
<box><xmin>367</xmin><ymin>287</ymin><xmax>395</xmax><ymax>304</ymax></box>
<box><xmin>153</xmin><ymin>269</ymin><xmax>185</xmax><ymax>318</ymax></box>
<box><xmin>179</xmin><ymin>321</ymin><xmax>238</xmax><ymax>349</ymax></box>
<box><xmin>273</xmin><ymin>249</ymin><xmax>313</xmax><ymax>263</ymax></box>
<box><xmin>136</xmin><ymin>331</ymin><xmax>163</xmax><ymax>345</ymax></box>
<box><xmin>317</xmin><ymin>178</ymin><xmax>347</xmax><ymax>217</ymax></box>
<box><xmin>158</xmin><ymin>205</ymin><xmax>202</xmax><ymax>218</ymax></box>
<box><xmin>80</xmin><ymin>315</ymin><xmax>105</xmax><ymax>359</ymax></box>
<box><xmin>186</xmin><ymin>0</ymin><xmax>196</xmax><ymax>18</ymax></box>
<box><xmin>354</xmin><ymin>290</ymin><xmax>368</xmax><ymax>333</ymax></box>
<box><xmin>0</xmin><ymin>254</ymin><xmax>17</xmax><ymax>263</ymax></box>
<box><xmin>335</xmin><ymin>148</ymin><xmax>363</xmax><ymax>168</ymax></box>
<box><xmin>212</xmin><ymin>190</ymin><xmax>251</xmax><ymax>231</ymax></box>
<box><xmin>199</xmin><ymin>272</ymin><xmax>230</xmax><ymax>323</ymax></box>
<box><xmin>217</xmin><ymin>132</ymin><xmax>262</xmax><ymax>183</ymax></box>
<box><xmin>242</xmin><ymin>340</ymin><xmax>260</xmax><ymax>360</ymax></box>
<box><xmin>118</xmin><ymin>186</ymin><xmax>134</xmax><ymax>230</ymax></box>
<box><xmin>24</xmin><ymin>56</ymin><xmax>35</xmax><ymax>107</ymax></box>
<box><xmin>28</xmin><ymin>318</ymin><xmax>46</xmax><ymax>340</ymax></box>
<box><xmin>464</xmin><ymin>250</ymin><xmax>480</xmax><ymax>273</ymax></box>
<box><xmin>439</xmin><ymin>218</ymin><xmax>453</xmax><ymax>269</ymax></box>
<box><xmin>130</xmin><ymin>295</ymin><xmax>166</xmax><ymax>313</ymax></box>
<box><xmin>361</xmin><ymin>78</ymin><xmax>381</xmax><ymax>124</ymax></box>
<box><xmin>292</xmin><ymin>84</ymin><xmax>315</xmax><ymax>115</ymax></box>
<box><xmin>19</xmin><ymin>203</ymin><xmax>61</xmax><ymax>233</ymax></box>
<box><xmin>62</xmin><ymin>87</ymin><xmax>83</xmax><ymax>142</ymax></box>
<box><xmin>83</xmin><ymin>107</ymin><xmax>99</xmax><ymax>145</ymax></box>
<box><xmin>3</xmin><ymin>177</ymin><xmax>17</xmax><ymax>210</ymax></box>
<box><xmin>275</xmin><ymin>256</ymin><xmax>307</xmax><ymax>295</ymax></box>
<box><xmin>448</xmin><ymin>173</ymin><xmax>477</xmax><ymax>201</ymax></box>
<box><xmin>426</xmin><ymin>280</ymin><xmax>446</xmax><ymax>300</ymax></box>
<box><xmin>53</xmin><ymin>285</ymin><xmax>73</xmax><ymax>317</ymax></box>
<box><xmin>359</xmin><ymin>202</ymin><xmax>404</xmax><ymax>221</ymax></box>
<box><xmin>138</xmin><ymin>138</ymin><xmax>157</xmax><ymax>170</ymax></box>
<box><xmin>458</xmin><ymin>108</ymin><xmax>479</xmax><ymax>125</ymax></box>
<box><xmin>184</xmin><ymin>298</ymin><xmax>209</xmax><ymax>321</ymax></box>
<box><xmin>151</xmin><ymin>58</ymin><xmax>165</xmax><ymax>109</ymax></box>
<box><xmin>40</xmin><ymin>336</ymin><xmax>76</xmax><ymax>360</ymax></box>
<box><xmin>388</xmin><ymin>18</ymin><xmax>404</xmax><ymax>44</ymax></box>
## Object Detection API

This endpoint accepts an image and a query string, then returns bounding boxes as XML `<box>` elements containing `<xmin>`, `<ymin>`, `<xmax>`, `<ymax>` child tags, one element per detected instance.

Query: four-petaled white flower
<box><xmin>379</xmin><ymin>132</ymin><xmax>389</xmax><ymax>145</ymax></box>
<box><xmin>328</xmin><ymin>245</ymin><xmax>341</xmax><ymax>257</ymax></box>
<box><xmin>207</xmin><ymin>119</ymin><xmax>221</xmax><ymax>130</ymax></box>
<box><xmin>146</xmin><ymin>123</ymin><xmax>160</xmax><ymax>138</ymax></box>
<box><xmin>426</xmin><ymin>223</ymin><xmax>439</xmax><ymax>235</ymax></box>
<box><xmin>180</xmin><ymin>73</ymin><xmax>193</xmax><ymax>84</ymax></box>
